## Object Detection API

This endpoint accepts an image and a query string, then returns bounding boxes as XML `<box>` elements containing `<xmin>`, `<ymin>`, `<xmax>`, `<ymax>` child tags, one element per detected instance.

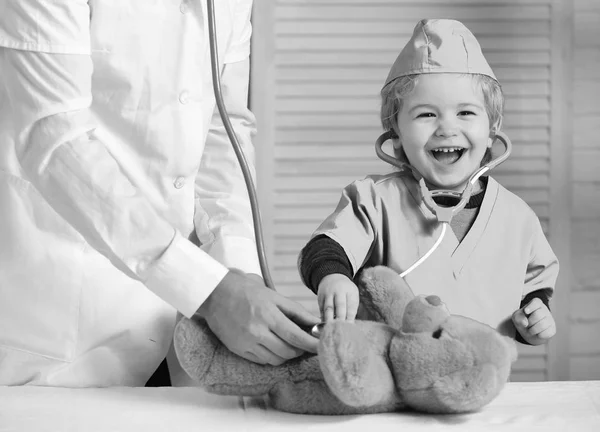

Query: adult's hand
<box><xmin>195</xmin><ymin>269</ymin><xmax>320</xmax><ymax>365</ymax></box>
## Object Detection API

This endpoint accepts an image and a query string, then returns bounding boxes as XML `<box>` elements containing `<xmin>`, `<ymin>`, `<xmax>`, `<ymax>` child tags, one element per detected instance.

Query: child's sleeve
<box><xmin>523</xmin><ymin>216</ymin><xmax>560</xmax><ymax>302</ymax></box>
<box><xmin>298</xmin><ymin>235</ymin><xmax>354</xmax><ymax>294</ymax></box>
<box><xmin>297</xmin><ymin>179</ymin><xmax>380</xmax><ymax>289</ymax></box>
<box><xmin>514</xmin><ymin>216</ymin><xmax>559</xmax><ymax>345</ymax></box>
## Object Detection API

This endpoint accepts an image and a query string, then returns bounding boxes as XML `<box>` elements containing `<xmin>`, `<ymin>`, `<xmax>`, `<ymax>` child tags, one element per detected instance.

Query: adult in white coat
<box><xmin>0</xmin><ymin>0</ymin><xmax>319</xmax><ymax>387</ymax></box>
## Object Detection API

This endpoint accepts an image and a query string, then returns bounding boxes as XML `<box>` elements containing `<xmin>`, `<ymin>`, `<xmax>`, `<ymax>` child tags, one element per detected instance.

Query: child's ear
<box><xmin>489</xmin><ymin>117</ymin><xmax>503</xmax><ymax>141</ymax></box>
<box><xmin>488</xmin><ymin>123</ymin><xmax>501</xmax><ymax>148</ymax></box>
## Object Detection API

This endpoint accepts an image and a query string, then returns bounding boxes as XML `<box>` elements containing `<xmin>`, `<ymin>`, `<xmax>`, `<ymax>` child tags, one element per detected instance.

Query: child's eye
<box><xmin>458</xmin><ymin>110</ymin><xmax>476</xmax><ymax>116</ymax></box>
<box><xmin>416</xmin><ymin>112</ymin><xmax>435</xmax><ymax>118</ymax></box>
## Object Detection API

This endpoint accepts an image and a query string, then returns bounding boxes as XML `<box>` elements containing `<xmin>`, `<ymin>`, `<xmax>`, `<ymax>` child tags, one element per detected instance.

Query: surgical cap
<box><xmin>382</xmin><ymin>19</ymin><xmax>497</xmax><ymax>90</ymax></box>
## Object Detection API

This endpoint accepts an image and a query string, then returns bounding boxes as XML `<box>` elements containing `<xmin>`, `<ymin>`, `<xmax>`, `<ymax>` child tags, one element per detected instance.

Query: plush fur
<box><xmin>174</xmin><ymin>266</ymin><xmax>517</xmax><ymax>415</ymax></box>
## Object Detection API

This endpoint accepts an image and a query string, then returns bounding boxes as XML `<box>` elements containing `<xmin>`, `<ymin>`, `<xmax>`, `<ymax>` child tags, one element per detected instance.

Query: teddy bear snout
<box><xmin>425</xmin><ymin>295</ymin><xmax>441</xmax><ymax>306</ymax></box>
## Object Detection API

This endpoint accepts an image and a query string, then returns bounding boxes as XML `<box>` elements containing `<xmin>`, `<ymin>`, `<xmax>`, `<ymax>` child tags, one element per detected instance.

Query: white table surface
<box><xmin>1</xmin><ymin>381</ymin><xmax>599</xmax><ymax>432</ymax></box>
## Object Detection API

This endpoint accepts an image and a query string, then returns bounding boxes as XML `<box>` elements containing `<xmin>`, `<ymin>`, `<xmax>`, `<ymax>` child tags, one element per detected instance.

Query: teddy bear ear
<box><xmin>404</xmin><ymin>363</ymin><xmax>510</xmax><ymax>414</ymax></box>
<box><xmin>356</xmin><ymin>266</ymin><xmax>414</xmax><ymax>329</ymax></box>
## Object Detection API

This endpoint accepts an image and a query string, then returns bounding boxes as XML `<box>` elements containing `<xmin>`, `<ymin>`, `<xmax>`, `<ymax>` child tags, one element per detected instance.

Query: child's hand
<box><xmin>317</xmin><ymin>274</ymin><xmax>359</xmax><ymax>322</ymax></box>
<box><xmin>511</xmin><ymin>298</ymin><xmax>556</xmax><ymax>345</ymax></box>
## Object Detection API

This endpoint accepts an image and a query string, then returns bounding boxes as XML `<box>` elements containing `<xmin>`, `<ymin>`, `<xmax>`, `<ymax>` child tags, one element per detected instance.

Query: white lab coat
<box><xmin>0</xmin><ymin>0</ymin><xmax>260</xmax><ymax>387</ymax></box>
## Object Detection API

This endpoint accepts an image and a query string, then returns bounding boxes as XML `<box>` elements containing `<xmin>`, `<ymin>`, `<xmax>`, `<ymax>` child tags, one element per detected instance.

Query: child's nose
<box><xmin>434</xmin><ymin>116</ymin><xmax>459</xmax><ymax>138</ymax></box>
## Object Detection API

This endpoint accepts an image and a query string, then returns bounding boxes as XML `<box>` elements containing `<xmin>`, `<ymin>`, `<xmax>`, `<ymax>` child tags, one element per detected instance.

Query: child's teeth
<box><xmin>433</xmin><ymin>148</ymin><xmax>460</xmax><ymax>152</ymax></box>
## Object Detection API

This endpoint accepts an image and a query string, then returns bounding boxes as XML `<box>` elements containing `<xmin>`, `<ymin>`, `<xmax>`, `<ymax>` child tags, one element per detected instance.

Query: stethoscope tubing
<box><xmin>206</xmin><ymin>0</ymin><xmax>275</xmax><ymax>289</ymax></box>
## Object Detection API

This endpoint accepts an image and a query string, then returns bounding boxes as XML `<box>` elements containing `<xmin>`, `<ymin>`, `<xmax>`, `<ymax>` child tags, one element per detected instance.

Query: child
<box><xmin>298</xmin><ymin>19</ymin><xmax>558</xmax><ymax>346</ymax></box>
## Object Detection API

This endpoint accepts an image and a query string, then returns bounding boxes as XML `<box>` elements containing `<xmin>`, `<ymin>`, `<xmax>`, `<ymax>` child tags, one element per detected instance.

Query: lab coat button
<box><xmin>179</xmin><ymin>91</ymin><xmax>190</xmax><ymax>104</ymax></box>
<box><xmin>180</xmin><ymin>2</ymin><xmax>189</xmax><ymax>14</ymax></box>
<box><xmin>174</xmin><ymin>177</ymin><xmax>185</xmax><ymax>189</ymax></box>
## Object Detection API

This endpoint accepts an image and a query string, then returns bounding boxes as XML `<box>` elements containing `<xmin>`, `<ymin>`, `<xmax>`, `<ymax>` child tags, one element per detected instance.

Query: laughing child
<box><xmin>298</xmin><ymin>19</ymin><xmax>558</xmax><ymax>346</ymax></box>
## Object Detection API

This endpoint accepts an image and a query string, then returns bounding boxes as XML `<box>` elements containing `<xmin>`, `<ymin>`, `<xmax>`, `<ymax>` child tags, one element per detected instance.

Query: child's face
<box><xmin>395</xmin><ymin>74</ymin><xmax>493</xmax><ymax>192</ymax></box>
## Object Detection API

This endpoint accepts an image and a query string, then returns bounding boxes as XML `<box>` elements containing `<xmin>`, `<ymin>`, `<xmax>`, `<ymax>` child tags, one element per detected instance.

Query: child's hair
<box><xmin>380</xmin><ymin>73</ymin><xmax>504</xmax><ymax>165</ymax></box>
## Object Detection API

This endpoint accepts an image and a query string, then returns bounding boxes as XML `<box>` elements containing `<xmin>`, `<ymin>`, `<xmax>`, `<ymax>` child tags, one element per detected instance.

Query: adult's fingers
<box><xmin>260</xmin><ymin>331</ymin><xmax>305</xmax><ymax>362</ymax></box>
<box><xmin>273</xmin><ymin>300</ymin><xmax>320</xmax><ymax>354</ymax></box>
<box><xmin>249</xmin><ymin>344</ymin><xmax>287</xmax><ymax>366</ymax></box>
<box><xmin>276</xmin><ymin>292</ymin><xmax>320</xmax><ymax>327</ymax></box>
<box><xmin>243</xmin><ymin>351</ymin><xmax>266</xmax><ymax>365</ymax></box>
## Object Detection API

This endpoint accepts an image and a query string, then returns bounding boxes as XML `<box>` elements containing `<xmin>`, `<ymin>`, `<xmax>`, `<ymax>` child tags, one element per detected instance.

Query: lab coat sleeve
<box><xmin>0</xmin><ymin>1</ymin><xmax>227</xmax><ymax>319</ymax></box>
<box><xmin>523</xmin><ymin>215</ymin><xmax>559</xmax><ymax>300</ymax></box>
<box><xmin>309</xmin><ymin>179</ymin><xmax>379</xmax><ymax>276</ymax></box>
<box><xmin>194</xmin><ymin>0</ymin><xmax>262</xmax><ymax>276</ymax></box>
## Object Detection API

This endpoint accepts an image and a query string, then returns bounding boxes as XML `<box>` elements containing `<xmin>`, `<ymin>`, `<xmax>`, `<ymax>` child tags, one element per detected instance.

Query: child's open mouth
<box><xmin>431</xmin><ymin>147</ymin><xmax>465</xmax><ymax>165</ymax></box>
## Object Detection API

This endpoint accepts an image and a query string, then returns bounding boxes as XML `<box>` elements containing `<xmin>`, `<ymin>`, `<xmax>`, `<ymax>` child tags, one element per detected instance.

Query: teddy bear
<box><xmin>173</xmin><ymin>266</ymin><xmax>517</xmax><ymax>415</ymax></box>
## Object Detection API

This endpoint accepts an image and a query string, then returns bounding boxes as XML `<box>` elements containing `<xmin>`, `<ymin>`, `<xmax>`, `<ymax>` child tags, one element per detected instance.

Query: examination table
<box><xmin>1</xmin><ymin>381</ymin><xmax>599</xmax><ymax>431</ymax></box>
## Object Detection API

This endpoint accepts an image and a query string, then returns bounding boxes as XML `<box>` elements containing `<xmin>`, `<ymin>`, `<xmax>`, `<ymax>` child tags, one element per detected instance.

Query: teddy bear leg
<box><xmin>174</xmin><ymin>317</ymin><xmax>292</xmax><ymax>396</ymax></box>
<box><xmin>318</xmin><ymin>321</ymin><xmax>402</xmax><ymax>411</ymax></box>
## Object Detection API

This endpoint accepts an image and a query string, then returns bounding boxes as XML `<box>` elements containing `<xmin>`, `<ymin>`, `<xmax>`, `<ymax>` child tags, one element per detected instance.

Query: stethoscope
<box><xmin>206</xmin><ymin>0</ymin><xmax>512</xmax><ymax>337</ymax></box>
<box><xmin>374</xmin><ymin>130</ymin><xmax>512</xmax><ymax>278</ymax></box>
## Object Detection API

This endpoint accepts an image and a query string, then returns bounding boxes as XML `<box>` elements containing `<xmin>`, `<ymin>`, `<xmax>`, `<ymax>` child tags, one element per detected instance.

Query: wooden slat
<box><xmin>277</xmin><ymin>0</ymin><xmax>553</xmax><ymax>4</ymax></box>
<box><xmin>275</xmin><ymin>187</ymin><xmax>550</xmax><ymax>207</ymax></box>
<box><xmin>572</xmin><ymin>183</ymin><xmax>600</xmax><ymax>220</ymax></box>
<box><xmin>274</xmin><ymin>142</ymin><xmax>550</xmax><ymax>160</ymax></box>
<box><xmin>272</xmin><ymin>173</ymin><xmax>551</xmax><ymax>191</ymax></box>
<box><xmin>274</xmin><ymin>96</ymin><xmax>550</xmax><ymax>113</ymax></box>
<box><xmin>275</xmin><ymin>53</ymin><xmax>550</xmax><ymax>69</ymax></box>
<box><xmin>574</xmin><ymin>48</ymin><xmax>600</xmax><ymax>80</ymax></box>
<box><xmin>275</xmin><ymin>20</ymin><xmax>550</xmax><ymax>36</ymax></box>
<box><xmin>273</xmin><ymin>159</ymin><xmax>550</xmax><ymax>177</ymax></box>
<box><xmin>571</xmin><ymin>221</ymin><xmax>600</xmax><ymax>256</ymax></box>
<box><xmin>574</xmin><ymin>0</ymin><xmax>600</xmax><ymax>11</ymax></box>
<box><xmin>574</xmin><ymin>81</ymin><xmax>600</xmax><ymax>115</ymax></box>
<box><xmin>277</xmin><ymin>81</ymin><xmax>550</xmax><ymax>97</ymax></box>
<box><xmin>510</xmin><ymin>370</ymin><xmax>547</xmax><ymax>382</ymax></box>
<box><xmin>276</xmin><ymin>35</ymin><xmax>551</xmax><ymax>52</ymax></box>
<box><xmin>572</xmin><ymin>252</ymin><xmax>600</xmax><ymax>291</ymax></box>
<box><xmin>276</xmin><ymin>127</ymin><xmax>550</xmax><ymax>144</ymax></box>
<box><xmin>569</xmin><ymin>322</ymin><xmax>600</xmax><ymax>355</ymax></box>
<box><xmin>570</xmin><ymin>356</ymin><xmax>600</xmax><ymax>380</ymax></box>
<box><xmin>513</xmin><ymin>353</ymin><xmax>547</xmax><ymax>372</ymax></box>
<box><xmin>573</xmin><ymin>116</ymin><xmax>600</xmax><ymax>147</ymax></box>
<box><xmin>570</xmin><ymin>290</ymin><xmax>600</xmax><ymax>322</ymax></box>
<box><xmin>275</xmin><ymin>5</ymin><xmax>551</xmax><ymax>21</ymax></box>
<box><xmin>574</xmin><ymin>11</ymin><xmax>600</xmax><ymax>47</ymax></box>
<box><xmin>275</xmin><ymin>113</ymin><xmax>550</xmax><ymax>128</ymax></box>
<box><xmin>572</xmin><ymin>149</ymin><xmax>600</xmax><ymax>181</ymax></box>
